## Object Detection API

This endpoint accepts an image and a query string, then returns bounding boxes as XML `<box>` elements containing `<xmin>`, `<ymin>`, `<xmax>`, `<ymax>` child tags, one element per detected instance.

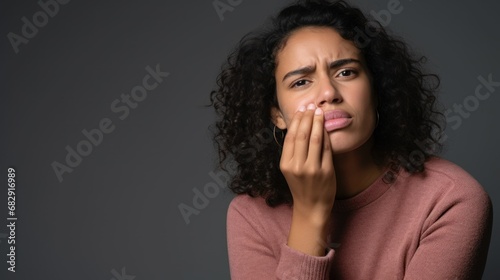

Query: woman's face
<box><xmin>272</xmin><ymin>26</ymin><xmax>377</xmax><ymax>154</ymax></box>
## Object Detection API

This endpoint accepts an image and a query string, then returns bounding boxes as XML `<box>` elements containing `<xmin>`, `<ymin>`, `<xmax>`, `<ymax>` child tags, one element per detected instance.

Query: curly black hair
<box><xmin>209</xmin><ymin>0</ymin><xmax>444</xmax><ymax>207</ymax></box>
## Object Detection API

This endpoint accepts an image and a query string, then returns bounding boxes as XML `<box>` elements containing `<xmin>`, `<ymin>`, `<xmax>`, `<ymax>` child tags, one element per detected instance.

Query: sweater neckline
<box><xmin>333</xmin><ymin>166</ymin><xmax>397</xmax><ymax>212</ymax></box>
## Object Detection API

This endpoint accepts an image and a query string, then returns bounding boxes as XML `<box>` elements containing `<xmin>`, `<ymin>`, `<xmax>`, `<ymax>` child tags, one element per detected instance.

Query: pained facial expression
<box><xmin>272</xmin><ymin>26</ymin><xmax>377</xmax><ymax>154</ymax></box>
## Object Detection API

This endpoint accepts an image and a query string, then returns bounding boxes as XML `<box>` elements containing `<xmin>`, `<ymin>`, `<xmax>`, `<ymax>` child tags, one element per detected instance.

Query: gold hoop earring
<box><xmin>273</xmin><ymin>125</ymin><xmax>284</xmax><ymax>147</ymax></box>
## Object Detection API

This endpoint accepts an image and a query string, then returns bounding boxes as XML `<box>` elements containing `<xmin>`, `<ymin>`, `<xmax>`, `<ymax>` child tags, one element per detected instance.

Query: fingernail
<box><xmin>307</xmin><ymin>103</ymin><xmax>315</xmax><ymax>110</ymax></box>
<box><xmin>298</xmin><ymin>105</ymin><xmax>306</xmax><ymax>112</ymax></box>
<box><xmin>315</xmin><ymin>108</ymin><xmax>322</xmax><ymax>115</ymax></box>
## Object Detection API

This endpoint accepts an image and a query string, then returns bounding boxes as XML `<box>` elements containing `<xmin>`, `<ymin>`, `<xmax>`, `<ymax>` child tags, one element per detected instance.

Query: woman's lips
<box><xmin>323</xmin><ymin>110</ymin><xmax>352</xmax><ymax>132</ymax></box>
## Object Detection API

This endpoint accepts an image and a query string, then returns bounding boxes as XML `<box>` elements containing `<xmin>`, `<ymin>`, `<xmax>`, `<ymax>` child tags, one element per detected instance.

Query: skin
<box><xmin>271</xmin><ymin>26</ymin><xmax>386</xmax><ymax>256</ymax></box>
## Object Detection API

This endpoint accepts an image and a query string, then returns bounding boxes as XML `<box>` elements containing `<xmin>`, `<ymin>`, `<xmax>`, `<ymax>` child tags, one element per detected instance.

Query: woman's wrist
<box><xmin>287</xmin><ymin>206</ymin><xmax>332</xmax><ymax>256</ymax></box>
<box><xmin>292</xmin><ymin>202</ymin><xmax>333</xmax><ymax>226</ymax></box>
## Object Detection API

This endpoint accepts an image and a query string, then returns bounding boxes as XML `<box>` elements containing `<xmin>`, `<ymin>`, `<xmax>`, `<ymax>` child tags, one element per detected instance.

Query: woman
<box><xmin>209</xmin><ymin>1</ymin><xmax>492</xmax><ymax>279</ymax></box>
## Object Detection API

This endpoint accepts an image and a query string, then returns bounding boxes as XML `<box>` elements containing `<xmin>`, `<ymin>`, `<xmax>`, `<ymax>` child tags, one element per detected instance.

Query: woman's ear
<box><xmin>271</xmin><ymin>106</ymin><xmax>287</xmax><ymax>130</ymax></box>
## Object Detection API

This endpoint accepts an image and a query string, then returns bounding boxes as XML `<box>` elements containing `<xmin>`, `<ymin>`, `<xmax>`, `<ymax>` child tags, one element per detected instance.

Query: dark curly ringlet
<box><xmin>209</xmin><ymin>0</ymin><xmax>444</xmax><ymax>207</ymax></box>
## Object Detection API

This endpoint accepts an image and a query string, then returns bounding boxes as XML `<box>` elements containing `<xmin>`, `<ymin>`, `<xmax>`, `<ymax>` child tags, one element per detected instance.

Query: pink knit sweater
<box><xmin>227</xmin><ymin>157</ymin><xmax>492</xmax><ymax>279</ymax></box>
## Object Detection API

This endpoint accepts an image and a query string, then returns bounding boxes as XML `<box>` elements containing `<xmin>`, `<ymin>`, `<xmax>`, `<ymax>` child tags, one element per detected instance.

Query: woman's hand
<box><xmin>280</xmin><ymin>103</ymin><xmax>337</xmax><ymax>256</ymax></box>
<box><xmin>281</xmin><ymin>103</ymin><xmax>337</xmax><ymax>216</ymax></box>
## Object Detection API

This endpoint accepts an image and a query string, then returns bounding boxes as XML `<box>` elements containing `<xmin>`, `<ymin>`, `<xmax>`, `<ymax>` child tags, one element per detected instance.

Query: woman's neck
<box><xmin>333</xmin><ymin>140</ymin><xmax>386</xmax><ymax>199</ymax></box>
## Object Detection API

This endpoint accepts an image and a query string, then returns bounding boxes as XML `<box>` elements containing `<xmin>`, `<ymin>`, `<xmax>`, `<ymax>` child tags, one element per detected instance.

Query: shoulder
<box><xmin>228</xmin><ymin>194</ymin><xmax>270</xmax><ymax>215</ymax></box>
<box><xmin>421</xmin><ymin>157</ymin><xmax>490</xmax><ymax>202</ymax></box>
<box><xmin>227</xmin><ymin>194</ymin><xmax>292</xmax><ymax>239</ymax></box>
<box><xmin>228</xmin><ymin>194</ymin><xmax>292</xmax><ymax>223</ymax></box>
<box><xmin>390</xmin><ymin>157</ymin><xmax>492</xmax><ymax>223</ymax></box>
<box><xmin>399</xmin><ymin>157</ymin><xmax>492</xmax><ymax>224</ymax></box>
<box><xmin>424</xmin><ymin>157</ymin><xmax>478</xmax><ymax>182</ymax></box>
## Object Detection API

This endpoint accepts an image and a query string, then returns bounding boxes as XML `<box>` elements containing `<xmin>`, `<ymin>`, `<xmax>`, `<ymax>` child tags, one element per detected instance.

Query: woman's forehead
<box><xmin>275</xmin><ymin>27</ymin><xmax>361</xmax><ymax>73</ymax></box>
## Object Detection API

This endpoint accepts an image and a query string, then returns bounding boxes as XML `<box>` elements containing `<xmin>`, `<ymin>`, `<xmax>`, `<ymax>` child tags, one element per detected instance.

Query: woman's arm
<box><xmin>403</xmin><ymin>182</ymin><xmax>493</xmax><ymax>279</ymax></box>
<box><xmin>227</xmin><ymin>198</ymin><xmax>280</xmax><ymax>279</ymax></box>
<box><xmin>227</xmin><ymin>196</ymin><xmax>334</xmax><ymax>280</ymax></box>
<box><xmin>281</xmin><ymin>105</ymin><xmax>337</xmax><ymax>257</ymax></box>
<box><xmin>227</xmin><ymin>105</ymin><xmax>337</xmax><ymax>279</ymax></box>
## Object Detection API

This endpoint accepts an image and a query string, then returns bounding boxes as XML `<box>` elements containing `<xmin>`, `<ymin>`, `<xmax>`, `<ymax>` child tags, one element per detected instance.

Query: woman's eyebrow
<box><xmin>329</xmin><ymin>58</ymin><xmax>361</xmax><ymax>69</ymax></box>
<box><xmin>282</xmin><ymin>66</ymin><xmax>316</xmax><ymax>82</ymax></box>
<box><xmin>282</xmin><ymin>58</ymin><xmax>361</xmax><ymax>82</ymax></box>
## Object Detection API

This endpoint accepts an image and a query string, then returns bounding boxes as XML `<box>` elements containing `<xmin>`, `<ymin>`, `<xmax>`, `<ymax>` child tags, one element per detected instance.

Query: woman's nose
<box><xmin>318</xmin><ymin>77</ymin><xmax>342</xmax><ymax>106</ymax></box>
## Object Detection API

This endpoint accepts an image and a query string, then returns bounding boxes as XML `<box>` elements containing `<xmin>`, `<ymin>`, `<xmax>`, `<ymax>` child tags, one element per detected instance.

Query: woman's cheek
<box><xmin>281</xmin><ymin>102</ymin><xmax>309</xmax><ymax>128</ymax></box>
<box><xmin>284</xmin><ymin>111</ymin><xmax>297</xmax><ymax>128</ymax></box>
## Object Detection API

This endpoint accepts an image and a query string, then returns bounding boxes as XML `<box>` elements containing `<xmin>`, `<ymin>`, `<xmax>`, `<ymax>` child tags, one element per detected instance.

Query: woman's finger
<box><xmin>306</xmin><ymin>107</ymin><xmax>325</xmax><ymax>168</ymax></box>
<box><xmin>321</xmin><ymin>128</ymin><xmax>333</xmax><ymax>172</ymax></box>
<box><xmin>281</xmin><ymin>105</ymin><xmax>305</xmax><ymax>163</ymax></box>
<box><xmin>293</xmin><ymin>104</ymin><xmax>316</xmax><ymax>165</ymax></box>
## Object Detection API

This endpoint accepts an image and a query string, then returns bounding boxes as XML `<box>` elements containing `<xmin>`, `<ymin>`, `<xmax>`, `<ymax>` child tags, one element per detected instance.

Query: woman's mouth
<box><xmin>323</xmin><ymin>110</ymin><xmax>352</xmax><ymax>132</ymax></box>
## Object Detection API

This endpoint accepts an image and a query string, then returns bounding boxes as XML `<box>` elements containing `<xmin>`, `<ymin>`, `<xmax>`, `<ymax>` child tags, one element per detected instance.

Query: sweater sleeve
<box><xmin>227</xmin><ymin>195</ymin><xmax>334</xmax><ymax>280</ymax></box>
<box><xmin>403</xmin><ymin>179</ymin><xmax>493</xmax><ymax>280</ymax></box>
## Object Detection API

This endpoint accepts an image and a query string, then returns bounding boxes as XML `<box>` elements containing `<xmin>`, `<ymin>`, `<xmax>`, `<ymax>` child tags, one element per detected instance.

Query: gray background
<box><xmin>1</xmin><ymin>0</ymin><xmax>498</xmax><ymax>279</ymax></box>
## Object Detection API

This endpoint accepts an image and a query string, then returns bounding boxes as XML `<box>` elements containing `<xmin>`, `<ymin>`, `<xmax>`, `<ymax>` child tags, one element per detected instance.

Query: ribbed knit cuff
<box><xmin>276</xmin><ymin>244</ymin><xmax>334</xmax><ymax>280</ymax></box>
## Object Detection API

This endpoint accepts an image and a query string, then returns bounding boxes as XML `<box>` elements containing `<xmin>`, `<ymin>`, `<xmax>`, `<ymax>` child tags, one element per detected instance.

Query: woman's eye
<box><xmin>291</xmin><ymin>79</ymin><xmax>309</xmax><ymax>88</ymax></box>
<box><xmin>338</xmin><ymin>69</ymin><xmax>356</xmax><ymax>77</ymax></box>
